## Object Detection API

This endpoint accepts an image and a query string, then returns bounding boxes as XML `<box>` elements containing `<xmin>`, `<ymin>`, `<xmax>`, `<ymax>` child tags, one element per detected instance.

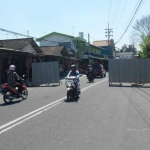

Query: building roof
<box><xmin>0</xmin><ymin>38</ymin><xmax>42</xmax><ymax>53</ymax></box>
<box><xmin>36</xmin><ymin>32</ymin><xmax>86</xmax><ymax>42</ymax></box>
<box><xmin>117</xmin><ymin>52</ymin><xmax>133</xmax><ymax>55</ymax></box>
<box><xmin>93</xmin><ymin>40</ymin><xmax>108</xmax><ymax>47</ymax></box>
<box><xmin>66</xmin><ymin>48</ymin><xmax>75</xmax><ymax>55</ymax></box>
<box><xmin>41</xmin><ymin>46</ymin><xmax>64</xmax><ymax>56</ymax></box>
<box><xmin>40</xmin><ymin>46</ymin><xmax>74</xmax><ymax>57</ymax></box>
<box><xmin>116</xmin><ymin>52</ymin><xmax>133</xmax><ymax>57</ymax></box>
<box><xmin>0</xmin><ymin>47</ymin><xmax>35</xmax><ymax>56</ymax></box>
<box><xmin>90</xmin><ymin>44</ymin><xmax>103</xmax><ymax>50</ymax></box>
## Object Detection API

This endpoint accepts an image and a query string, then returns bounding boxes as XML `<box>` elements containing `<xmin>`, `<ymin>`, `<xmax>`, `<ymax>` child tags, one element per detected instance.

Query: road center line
<box><xmin>0</xmin><ymin>78</ymin><xmax>108</xmax><ymax>134</ymax></box>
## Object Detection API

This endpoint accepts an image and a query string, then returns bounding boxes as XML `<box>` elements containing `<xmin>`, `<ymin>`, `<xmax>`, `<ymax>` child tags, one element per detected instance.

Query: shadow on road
<box><xmin>87</xmin><ymin>81</ymin><xmax>94</xmax><ymax>83</ymax></box>
<box><xmin>0</xmin><ymin>99</ymin><xmax>23</xmax><ymax>106</ymax></box>
<box><xmin>64</xmin><ymin>97</ymin><xmax>80</xmax><ymax>103</ymax></box>
<box><xmin>31</xmin><ymin>84</ymin><xmax>61</xmax><ymax>88</ymax></box>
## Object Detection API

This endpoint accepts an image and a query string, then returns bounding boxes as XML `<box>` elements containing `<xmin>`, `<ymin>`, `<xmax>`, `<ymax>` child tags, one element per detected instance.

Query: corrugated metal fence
<box><xmin>32</xmin><ymin>62</ymin><xmax>59</xmax><ymax>85</ymax></box>
<box><xmin>109</xmin><ymin>59</ymin><xmax>150</xmax><ymax>85</ymax></box>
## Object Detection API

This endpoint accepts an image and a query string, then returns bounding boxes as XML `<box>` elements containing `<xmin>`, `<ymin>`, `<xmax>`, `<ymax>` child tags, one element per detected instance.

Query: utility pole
<box><xmin>105</xmin><ymin>23</ymin><xmax>113</xmax><ymax>59</ymax></box>
<box><xmin>88</xmin><ymin>33</ymin><xmax>90</xmax><ymax>64</ymax></box>
<box><xmin>72</xmin><ymin>27</ymin><xmax>75</xmax><ymax>36</ymax></box>
<box><xmin>27</xmin><ymin>31</ymin><xmax>29</xmax><ymax>37</ymax></box>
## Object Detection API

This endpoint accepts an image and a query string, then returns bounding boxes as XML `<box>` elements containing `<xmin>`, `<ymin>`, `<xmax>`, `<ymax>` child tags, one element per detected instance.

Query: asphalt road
<box><xmin>0</xmin><ymin>74</ymin><xmax>150</xmax><ymax>150</ymax></box>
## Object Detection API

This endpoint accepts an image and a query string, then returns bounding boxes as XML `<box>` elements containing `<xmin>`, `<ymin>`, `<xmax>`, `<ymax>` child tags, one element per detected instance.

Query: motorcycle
<box><xmin>87</xmin><ymin>69</ymin><xmax>94</xmax><ymax>82</ymax></box>
<box><xmin>65</xmin><ymin>76</ymin><xmax>81</xmax><ymax>100</ymax></box>
<box><xmin>1</xmin><ymin>76</ymin><xmax>28</xmax><ymax>104</ymax></box>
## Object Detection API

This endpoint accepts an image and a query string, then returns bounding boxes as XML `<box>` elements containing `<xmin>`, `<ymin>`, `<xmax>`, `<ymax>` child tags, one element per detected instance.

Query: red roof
<box><xmin>93</xmin><ymin>40</ymin><xmax>108</xmax><ymax>47</ymax></box>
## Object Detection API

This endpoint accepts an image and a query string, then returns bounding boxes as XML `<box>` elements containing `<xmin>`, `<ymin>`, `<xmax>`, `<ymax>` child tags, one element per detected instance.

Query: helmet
<box><xmin>9</xmin><ymin>65</ymin><xmax>16</xmax><ymax>71</ymax></box>
<box><xmin>71</xmin><ymin>64</ymin><xmax>76</xmax><ymax>69</ymax></box>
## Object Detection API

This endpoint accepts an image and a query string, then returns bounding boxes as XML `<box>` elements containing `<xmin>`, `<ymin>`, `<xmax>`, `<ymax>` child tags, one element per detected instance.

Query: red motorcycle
<box><xmin>1</xmin><ymin>79</ymin><xmax>28</xmax><ymax>104</ymax></box>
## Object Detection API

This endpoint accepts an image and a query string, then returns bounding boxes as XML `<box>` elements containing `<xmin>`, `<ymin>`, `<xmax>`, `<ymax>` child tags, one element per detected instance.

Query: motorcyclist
<box><xmin>86</xmin><ymin>64</ymin><xmax>94</xmax><ymax>78</ymax></box>
<box><xmin>7</xmin><ymin>65</ymin><xmax>24</xmax><ymax>96</ymax></box>
<box><xmin>67</xmin><ymin>64</ymin><xmax>80</xmax><ymax>93</ymax></box>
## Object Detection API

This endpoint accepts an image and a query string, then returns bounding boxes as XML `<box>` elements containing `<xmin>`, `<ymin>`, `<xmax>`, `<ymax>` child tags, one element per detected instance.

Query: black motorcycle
<box><xmin>87</xmin><ymin>69</ymin><xmax>94</xmax><ymax>82</ymax></box>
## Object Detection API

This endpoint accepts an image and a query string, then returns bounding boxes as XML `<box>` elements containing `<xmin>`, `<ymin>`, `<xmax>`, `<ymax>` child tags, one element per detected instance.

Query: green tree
<box><xmin>139</xmin><ymin>37</ymin><xmax>150</xmax><ymax>58</ymax></box>
<box><xmin>120</xmin><ymin>44</ymin><xmax>137</xmax><ymax>54</ymax></box>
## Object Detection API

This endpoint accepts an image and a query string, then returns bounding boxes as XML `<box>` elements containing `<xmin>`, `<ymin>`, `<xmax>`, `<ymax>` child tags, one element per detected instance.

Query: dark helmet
<box><xmin>71</xmin><ymin>64</ymin><xmax>76</xmax><ymax>69</ymax></box>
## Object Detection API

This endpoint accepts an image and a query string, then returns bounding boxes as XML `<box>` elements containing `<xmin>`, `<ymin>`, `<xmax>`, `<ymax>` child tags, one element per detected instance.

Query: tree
<box><xmin>119</xmin><ymin>44</ymin><xmax>137</xmax><ymax>54</ymax></box>
<box><xmin>132</xmin><ymin>15</ymin><xmax>150</xmax><ymax>42</ymax></box>
<box><xmin>139</xmin><ymin>36</ymin><xmax>150</xmax><ymax>58</ymax></box>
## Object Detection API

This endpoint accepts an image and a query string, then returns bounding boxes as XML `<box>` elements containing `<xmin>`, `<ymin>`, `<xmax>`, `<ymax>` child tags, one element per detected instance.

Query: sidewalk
<box><xmin>109</xmin><ymin>82</ymin><xmax>150</xmax><ymax>88</ymax></box>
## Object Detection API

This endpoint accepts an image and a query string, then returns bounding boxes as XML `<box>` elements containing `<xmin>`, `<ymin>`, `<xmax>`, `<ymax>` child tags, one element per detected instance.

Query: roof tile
<box><xmin>0</xmin><ymin>38</ymin><xmax>42</xmax><ymax>53</ymax></box>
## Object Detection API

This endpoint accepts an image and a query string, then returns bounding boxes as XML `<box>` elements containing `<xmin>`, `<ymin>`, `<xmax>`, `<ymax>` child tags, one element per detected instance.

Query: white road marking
<box><xmin>127</xmin><ymin>128</ymin><xmax>148</xmax><ymax>132</ymax></box>
<box><xmin>0</xmin><ymin>78</ymin><xmax>108</xmax><ymax>135</ymax></box>
<box><xmin>0</xmin><ymin>102</ymin><xmax>61</xmax><ymax>135</ymax></box>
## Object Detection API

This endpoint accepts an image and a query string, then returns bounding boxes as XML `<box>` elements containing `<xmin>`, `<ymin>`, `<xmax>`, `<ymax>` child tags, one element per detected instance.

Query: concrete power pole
<box><xmin>88</xmin><ymin>33</ymin><xmax>90</xmax><ymax>64</ymax></box>
<box><xmin>105</xmin><ymin>23</ymin><xmax>113</xmax><ymax>58</ymax></box>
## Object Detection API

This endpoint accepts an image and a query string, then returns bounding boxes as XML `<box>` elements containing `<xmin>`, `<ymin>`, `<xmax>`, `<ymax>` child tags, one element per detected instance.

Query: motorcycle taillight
<box><xmin>2</xmin><ymin>84</ymin><xmax>7</xmax><ymax>88</ymax></box>
<box><xmin>22</xmin><ymin>85</ymin><xmax>26</xmax><ymax>90</ymax></box>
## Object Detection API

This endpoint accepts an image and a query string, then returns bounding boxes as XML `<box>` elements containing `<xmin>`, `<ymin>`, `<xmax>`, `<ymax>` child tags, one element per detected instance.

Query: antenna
<box><xmin>72</xmin><ymin>27</ymin><xmax>75</xmax><ymax>36</ymax></box>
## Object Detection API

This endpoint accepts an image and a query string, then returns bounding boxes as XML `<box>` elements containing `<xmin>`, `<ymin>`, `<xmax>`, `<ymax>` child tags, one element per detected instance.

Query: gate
<box><xmin>32</xmin><ymin>62</ymin><xmax>59</xmax><ymax>86</ymax></box>
<box><xmin>109</xmin><ymin>59</ymin><xmax>150</xmax><ymax>86</ymax></box>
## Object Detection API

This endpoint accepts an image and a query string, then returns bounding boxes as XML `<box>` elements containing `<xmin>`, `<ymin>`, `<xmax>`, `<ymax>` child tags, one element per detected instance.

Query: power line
<box><xmin>0</xmin><ymin>28</ymin><xmax>90</xmax><ymax>48</ymax></box>
<box><xmin>0</xmin><ymin>28</ymin><xmax>35</xmax><ymax>38</ymax></box>
<box><xmin>89</xmin><ymin>35</ymin><xmax>98</xmax><ymax>41</ymax></box>
<box><xmin>114</xmin><ymin>0</ymin><xmax>128</xmax><ymax>31</ymax></box>
<box><xmin>0</xmin><ymin>28</ymin><xmax>69</xmax><ymax>44</ymax></box>
<box><xmin>109</xmin><ymin>0</ymin><xmax>118</xmax><ymax>27</ymax></box>
<box><xmin>122</xmin><ymin>0</ymin><xmax>141</xmax><ymax>32</ymax></box>
<box><xmin>116</xmin><ymin>0</ymin><xmax>144</xmax><ymax>44</ymax></box>
<box><xmin>108</xmin><ymin>0</ymin><xmax>113</xmax><ymax>23</ymax></box>
<box><xmin>112</xmin><ymin>0</ymin><xmax>122</xmax><ymax>28</ymax></box>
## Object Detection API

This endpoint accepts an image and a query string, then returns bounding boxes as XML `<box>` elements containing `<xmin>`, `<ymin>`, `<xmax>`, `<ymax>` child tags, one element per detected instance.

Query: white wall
<box><xmin>119</xmin><ymin>54</ymin><xmax>133</xmax><ymax>59</ymax></box>
<box><xmin>22</xmin><ymin>44</ymin><xmax>37</xmax><ymax>53</ymax></box>
<box><xmin>39</xmin><ymin>34</ymin><xmax>77</xmax><ymax>53</ymax></box>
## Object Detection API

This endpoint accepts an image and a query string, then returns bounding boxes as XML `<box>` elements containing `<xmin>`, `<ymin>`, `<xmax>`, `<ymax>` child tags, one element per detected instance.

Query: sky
<box><xmin>0</xmin><ymin>0</ymin><xmax>149</xmax><ymax>49</ymax></box>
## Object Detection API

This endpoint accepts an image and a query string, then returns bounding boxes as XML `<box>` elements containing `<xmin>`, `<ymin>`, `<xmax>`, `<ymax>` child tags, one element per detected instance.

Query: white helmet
<box><xmin>9</xmin><ymin>65</ymin><xmax>16</xmax><ymax>71</ymax></box>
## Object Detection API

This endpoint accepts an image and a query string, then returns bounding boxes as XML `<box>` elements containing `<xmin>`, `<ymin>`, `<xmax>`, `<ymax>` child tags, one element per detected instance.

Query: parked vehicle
<box><xmin>65</xmin><ymin>76</ymin><xmax>81</xmax><ymax>100</ymax></box>
<box><xmin>93</xmin><ymin>64</ymin><xmax>106</xmax><ymax>78</ymax></box>
<box><xmin>1</xmin><ymin>77</ymin><xmax>28</xmax><ymax>104</ymax></box>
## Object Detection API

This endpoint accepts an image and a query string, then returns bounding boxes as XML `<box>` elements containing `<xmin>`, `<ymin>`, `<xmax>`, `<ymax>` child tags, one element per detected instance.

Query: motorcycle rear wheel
<box><xmin>3</xmin><ymin>91</ymin><xmax>13</xmax><ymax>104</ymax></box>
<box><xmin>67</xmin><ymin>91</ymin><xmax>72</xmax><ymax>100</ymax></box>
<box><xmin>22</xmin><ymin>89</ymin><xmax>28</xmax><ymax>100</ymax></box>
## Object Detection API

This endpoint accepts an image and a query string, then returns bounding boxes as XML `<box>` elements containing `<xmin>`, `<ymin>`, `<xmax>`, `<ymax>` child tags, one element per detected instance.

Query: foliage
<box><xmin>139</xmin><ymin>37</ymin><xmax>150</xmax><ymax>58</ymax></box>
<box><xmin>119</xmin><ymin>44</ymin><xmax>137</xmax><ymax>54</ymax></box>
<box><xmin>132</xmin><ymin>15</ymin><xmax>150</xmax><ymax>42</ymax></box>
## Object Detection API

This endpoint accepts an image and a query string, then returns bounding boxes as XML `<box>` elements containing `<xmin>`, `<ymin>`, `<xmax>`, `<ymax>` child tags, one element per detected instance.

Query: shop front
<box><xmin>0</xmin><ymin>48</ymin><xmax>42</xmax><ymax>84</ymax></box>
<box><xmin>81</xmin><ymin>54</ymin><xmax>108</xmax><ymax>71</ymax></box>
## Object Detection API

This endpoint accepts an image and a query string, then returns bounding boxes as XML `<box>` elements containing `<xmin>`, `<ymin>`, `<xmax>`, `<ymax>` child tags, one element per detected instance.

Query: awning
<box><xmin>81</xmin><ymin>55</ymin><xmax>107</xmax><ymax>60</ymax></box>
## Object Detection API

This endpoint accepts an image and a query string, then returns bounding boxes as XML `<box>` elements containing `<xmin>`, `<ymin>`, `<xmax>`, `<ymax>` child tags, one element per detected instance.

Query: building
<box><xmin>93</xmin><ymin>39</ymin><xmax>115</xmax><ymax>58</ymax></box>
<box><xmin>36</xmin><ymin>32</ymin><xmax>108</xmax><ymax>71</ymax></box>
<box><xmin>40</xmin><ymin>46</ymin><xmax>78</xmax><ymax>75</ymax></box>
<box><xmin>36</xmin><ymin>32</ymin><xmax>86</xmax><ymax>54</ymax></box>
<box><xmin>0</xmin><ymin>38</ymin><xmax>43</xmax><ymax>83</ymax></box>
<box><xmin>116</xmin><ymin>52</ymin><xmax>133</xmax><ymax>59</ymax></box>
